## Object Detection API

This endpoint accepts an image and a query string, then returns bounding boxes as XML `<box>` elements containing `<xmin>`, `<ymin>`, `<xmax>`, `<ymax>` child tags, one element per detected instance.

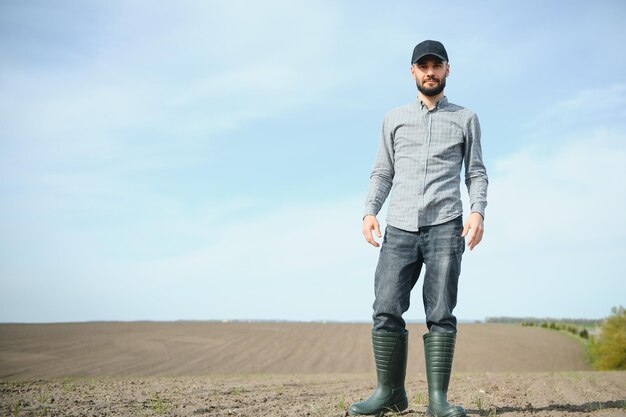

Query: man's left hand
<box><xmin>461</xmin><ymin>212</ymin><xmax>484</xmax><ymax>251</ymax></box>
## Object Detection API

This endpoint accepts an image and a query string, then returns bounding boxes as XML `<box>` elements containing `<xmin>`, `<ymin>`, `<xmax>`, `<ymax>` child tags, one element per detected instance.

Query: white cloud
<box><xmin>457</xmin><ymin>83</ymin><xmax>626</xmax><ymax>320</ymax></box>
<box><xmin>0</xmin><ymin>0</ymin><xmax>353</xmax><ymax>277</ymax></box>
<box><xmin>0</xmin><ymin>0</ymin><xmax>351</xmax><ymax>202</ymax></box>
<box><xmin>555</xmin><ymin>84</ymin><xmax>626</xmax><ymax>114</ymax></box>
<box><xmin>0</xmin><ymin>195</ymin><xmax>379</xmax><ymax>322</ymax></box>
<box><xmin>487</xmin><ymin>130</ymin><xmax>625</xmax><ymax>245</ymax></box>
<box><xmin>3</xmin><ymin>2</ymin><xmax>626</xmax><ymax>323</ymax></box>
<box><xmin>118</xmin><ymin>196</ymin><xmax>374</xmax><ymax>320</ymax></box>
<box><xmin>1</xmin><ymin>0</ymin><xmax>346</xmax><ymax>140</ymax></box>
<box><xmin>523</xmin><ymin>83</ymin><xmax>626</xmax><ymax>143</ymax></box>
<box><xmin>3</xmin><ymin>130</ymin><xmax>625</xmax><ymax>323</ymax></box>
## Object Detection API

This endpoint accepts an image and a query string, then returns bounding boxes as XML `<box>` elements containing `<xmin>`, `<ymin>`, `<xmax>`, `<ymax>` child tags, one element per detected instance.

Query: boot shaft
<box><xmin>423</xmin><ymin>332</ymin><xmax>456</xmax><ymax>397</ymax></box>
<box><xmin>372</xmin><ymin>330</ymin><xmax>408</xmax><ymax>388</ymax></box>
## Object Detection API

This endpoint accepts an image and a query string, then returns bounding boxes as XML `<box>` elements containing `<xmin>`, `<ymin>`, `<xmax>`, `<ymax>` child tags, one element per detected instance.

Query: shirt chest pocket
<box><xmin>392</xmin><ymin>124</ymin><xmax>425</xmax><ymax>158</ymax></box>
<box><xmin>429</xmin><ymin>121</ymin><xmax>465</xmax><ymax>163</ymax></box>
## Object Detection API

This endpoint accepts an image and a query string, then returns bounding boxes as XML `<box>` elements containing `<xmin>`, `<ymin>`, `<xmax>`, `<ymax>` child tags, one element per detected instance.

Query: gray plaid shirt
<box><xmin>364</xmin><ymin>97</ymin><xmax>488</xmax><ymax>231</ymax></box>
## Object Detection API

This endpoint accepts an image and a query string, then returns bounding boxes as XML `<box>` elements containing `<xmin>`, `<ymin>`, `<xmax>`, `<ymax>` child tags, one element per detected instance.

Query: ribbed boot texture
<box><xmin>423</xmin><ymin>332</ymin><xmax>466</xmax><ymax>417</ymax></box>
<box><xmin>348</xmin><ymin>330</ymin><xmax>409</xmax><ymax>416</ymax></box>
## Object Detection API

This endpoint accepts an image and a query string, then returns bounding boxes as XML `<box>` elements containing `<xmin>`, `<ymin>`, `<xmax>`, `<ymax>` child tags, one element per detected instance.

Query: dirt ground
<box><xmin>0</xmin><ymin>322</ymin><xmax>591</xmax><ymax>379</ymax></box>
<box><xmin>1</xmin><ymin>322</ymin><xmax>624</xmax><ymax>416</ymax></box>
<box><xmin>1</xmin><ymin>372</ymin><xmax>625</xmax><ymax>416</ymax></box>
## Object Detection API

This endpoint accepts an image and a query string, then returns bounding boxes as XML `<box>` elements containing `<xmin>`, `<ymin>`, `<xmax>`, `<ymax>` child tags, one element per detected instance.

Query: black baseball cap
<box><xmin>411</xmin><ymin>40</ymin><xmax>448</xmax><ymax>64</ymax></box>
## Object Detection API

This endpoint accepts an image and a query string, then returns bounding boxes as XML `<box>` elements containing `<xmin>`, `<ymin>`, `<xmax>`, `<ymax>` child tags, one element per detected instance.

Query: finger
<box><xmin>474</xmin><ymin>229</ymin><xmax>483</xmax><ymax>245</ymax></box>
<box><xmin>461</xmin><ymin>221</ymin><xmax>470</xmax><ymax>237</ymax></box>
<box><xmin>366</xmin><ymin>235</ymin><xmax>380</xmax><ymax>247</ymax></box>
<box><xmin>362</xmin><ymin>229</ymin><xmax>378</xmax><ymax>247</ymax></box>
<box><xmin>374</xmin><ymin>222</ymin><xmax>382</xmax><ymax>238</ymax></box>
<box><xmin>473</xmin><ymin>228</ymin><xmax>484</xmax><ymax>247</ymax></box>
<box><xmin>469</xmin><ymin>228</ymin><xmax>483</xmax><ymax>250</ymax></box>
<box><xmin>466</xmin><ymin>228</ymin><xmax>475</xmax><ymax>248</ymax></box>
<box><xmin>363</xmin><ymin>227</ymin><xmax>373</xmax><ymax>243</ymax></box>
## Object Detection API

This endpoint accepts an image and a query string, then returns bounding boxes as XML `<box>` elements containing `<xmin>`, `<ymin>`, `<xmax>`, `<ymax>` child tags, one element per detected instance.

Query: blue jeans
<box><xmin>372</xmin><ymin>216</ymin><xmax>465</xmax><ymax>333</ymax></box>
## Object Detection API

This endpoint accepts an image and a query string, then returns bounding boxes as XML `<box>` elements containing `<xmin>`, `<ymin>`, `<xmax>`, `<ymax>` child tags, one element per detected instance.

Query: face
<box><xmin>411</xmin><ymin>57</ymin><xmax>450</xmax><ymax>97</ymax></box>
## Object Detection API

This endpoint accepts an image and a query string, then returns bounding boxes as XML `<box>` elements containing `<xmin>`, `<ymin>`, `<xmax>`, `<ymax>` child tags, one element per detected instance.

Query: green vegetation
<box><xmin>148</xmin><ymin>392</ymin><xmax>172</xmax><ymax>414</ymax></box>
<box><xmin>61</xmin><ymin>378</ymin><xmax>74</xmax><ymax>393</ymax></box>
<box><xmin>588</xmin><ymin>306</ymin><xmax>626</xmax><ymax>370</ymax></box>
<box><xmin>306</xmin><ymin>403</ymin><xmax>335</xmax><ymax>417</ymax></box>
<box><xmin>335</xmin><ymin>396</ymin><xmax>347</xmax><ymax>410</ymax></box>
<box><xmin>10</xmin><ymin>400</ymin><xmax>21</xmax><ymax>417</ymax></box>
<box><xmin>486</xmin><ymin>316</ymin><xmax>600</xmax><ymax>327</ymax></box>
<box><xmin>510</xmin><ymin>307</ymin><xmax>625</xmax><ymax>370</ymax></box>
<box><xmin>472</xmin><ymin>395</ymin><xmax>484</xmax><ymax>412</ymax></box>
<box><xmin>520</xmin><ymin>321</ymin><xmax>590</xmax><ymax>339</ymax></box>
<box><xmin>414</xmin><ymin>391</ymin><xmax>425</xmax><ymax>406</ymax></box>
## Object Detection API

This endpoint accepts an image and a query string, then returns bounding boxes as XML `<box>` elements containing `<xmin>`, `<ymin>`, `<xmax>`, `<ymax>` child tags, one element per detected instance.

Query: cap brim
<box><xmin>412</xmin><ymin>53</ymin><xmax>447</xmax><ymax>64</ymax></box>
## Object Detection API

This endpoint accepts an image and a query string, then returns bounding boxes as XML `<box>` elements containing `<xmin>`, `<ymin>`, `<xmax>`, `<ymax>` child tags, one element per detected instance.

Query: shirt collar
<box><xmin>418</xmin><ymin>95</ymin><xmax>448</xmax><ymax>110</ymax></box>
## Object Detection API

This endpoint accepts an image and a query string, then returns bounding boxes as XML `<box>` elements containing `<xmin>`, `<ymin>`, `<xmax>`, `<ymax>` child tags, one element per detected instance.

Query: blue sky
<box><xmin>1</xmin><ymin>1</ymin><xmax>625</xmax><ymax>323</ymax></box>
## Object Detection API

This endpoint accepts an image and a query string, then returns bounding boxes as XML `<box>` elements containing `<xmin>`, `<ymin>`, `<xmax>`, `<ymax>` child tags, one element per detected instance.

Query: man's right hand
<box><xmin>362</xmin><ymin>215</ymin><xmax>382</xmax><ymax>247</ymax></box>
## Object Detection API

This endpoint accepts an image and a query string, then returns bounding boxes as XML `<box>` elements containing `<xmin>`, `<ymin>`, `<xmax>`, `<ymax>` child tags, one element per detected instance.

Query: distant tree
<box><xmin>589</xmin><ymin>306</ymin><xmax>626</xmax><ymax>370</ymax></box>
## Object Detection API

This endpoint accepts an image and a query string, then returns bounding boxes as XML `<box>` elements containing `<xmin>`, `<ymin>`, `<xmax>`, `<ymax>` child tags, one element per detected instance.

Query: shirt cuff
<box><xmin>363</xmin><ymin>205</ymin><xmax>379</xmax><ymax>220</ymax></box>
<box><xmin>470</xmin><ymin>202</ymin><xmax>486</xmax><ymax>219</ymax></box>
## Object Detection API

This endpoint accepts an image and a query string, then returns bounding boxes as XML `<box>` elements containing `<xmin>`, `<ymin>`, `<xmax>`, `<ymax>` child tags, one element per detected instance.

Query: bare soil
<box><xmin>1</xmin><ymin>322</ymin><xmax>624</xmax><ymax>416</ymax></box>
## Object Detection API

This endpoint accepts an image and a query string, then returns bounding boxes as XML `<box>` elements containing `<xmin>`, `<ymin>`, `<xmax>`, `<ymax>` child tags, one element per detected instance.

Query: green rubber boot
<box><xmin>348</xmin><ymin>330</ymin><xmax>409</xmax><ymax>416</ymax></box>
<box><xmin>423</xmin><ymin>332</ymin><xmax>466</xmax><ymax>417</ymax></box>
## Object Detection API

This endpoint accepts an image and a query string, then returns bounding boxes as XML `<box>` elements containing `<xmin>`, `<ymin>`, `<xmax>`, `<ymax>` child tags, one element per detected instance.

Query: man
<box><xmin>348</xmin><ymin>40</ymin><xmax>488</xmax><ymax>417</ymax></box>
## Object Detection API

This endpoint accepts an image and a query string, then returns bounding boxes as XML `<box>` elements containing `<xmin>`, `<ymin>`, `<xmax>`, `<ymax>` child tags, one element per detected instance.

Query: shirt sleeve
<box><xmin>363</xmin><ymin>117</ymin><xmax>395</xmax><ymax>218</ymax></box>
<box><xmin>464</xmin><ymin>113</ymin><xmax>489</xmax><ymax>219</ymax></box>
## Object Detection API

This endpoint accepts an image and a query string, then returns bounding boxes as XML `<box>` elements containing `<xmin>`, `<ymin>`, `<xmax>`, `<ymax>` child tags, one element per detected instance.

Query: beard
<box><xmin>417</xmin><ymin>76</ymin><xmax>446</xmax><ymax>97</ymax></box>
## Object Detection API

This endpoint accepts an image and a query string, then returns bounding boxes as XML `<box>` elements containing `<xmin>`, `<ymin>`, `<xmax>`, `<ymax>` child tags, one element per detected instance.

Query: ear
<box><xmin>445</xmin><ymin>63</ymin><xmax>450</xmax><ymax>77</ymax></box>
<box><xmin>410</xmin><ymin>64</ymin><xmax>418</xmax><ymax>81</ymax></box>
